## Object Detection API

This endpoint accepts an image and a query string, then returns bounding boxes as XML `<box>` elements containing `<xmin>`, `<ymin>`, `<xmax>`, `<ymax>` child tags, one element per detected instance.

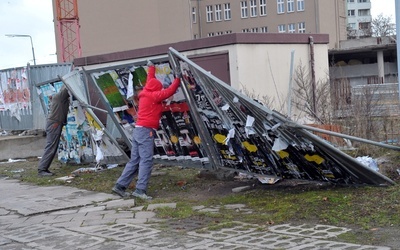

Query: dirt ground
<box><xmin>1</xmin><ymin>156</ymin><xmax>400</xmax><ymax>249</ymax></box>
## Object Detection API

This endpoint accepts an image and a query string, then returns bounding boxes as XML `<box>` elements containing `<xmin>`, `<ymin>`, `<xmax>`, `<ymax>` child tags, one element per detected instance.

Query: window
<box><xmin>278</xmin><ymin>24</ymin><xmax>286</xmax><ymax>33</ymax></box>
<box><xmin>251</xmin><ymin>27</ymin><xmax>259</xmax><ymax>32</ymax></box>
<box><xmin>242</xmin><ymin>28</ymin><xmax>251</xmax><ymax>32</ymax></box>
<box><xmin>287</xmin><ymin>0</ymin><xmax>294</xmax><ymax>12</ymax></box>
<box><xmin>215</xmin><ymin>4</ymin><xmax>222</xmax><ymax>21</ymax></box>
<box><xmin>207</xmin><ymin>32</ymin><xmax>215</xmax><ymax>37</ymax></box>
<box><xmin>241</xmin><ymin>1</ymin><xmax>248</xmax><ymax>18</ymax></box>
<box><xmin>260</xmin><ymin>0</ymin><xmax>267</xmax><ymax>16</ymax></box>
<box><xmin>206</xmin><ymin>5</ymin><xmax>213</xmax><ymax>22</ymax></box>
<box><xmin>358</xmin><ymin>0</ymin><xmax>368</xmax><ymax>2</ymax></box>
<box><xmin>260</xmin><ymin>26</ymin><xmax>268</xmax><ymax>33</ymax></box>
<box><xmin>224</xmin><ymin>3</ymin><xmax>231</xmax><ymax>20</ymax></box>
<box><xmin>216</xmin><ymin>31</ymin><xmax>224</xmax><ymax>35</ymax></box>
<box><xmin>347</xmin><ymin>0</ymin><xmax>355</xmax><ymax>2</ymax></box>
<box><xmin>225</xmin><ymin>30</ymin><xmax>232</xmax><ymax>34</ymax></box>
<box><xmin>250</xmin><ymin>0</ymin><xmax>258</xmax><ymax>17</ymax></box>
<box><xmin>348</xmin><ymin>9</ymin><xmax>355</xmax><ymax>16</ymax></box>
<box><xmin>277</xmin><ymin>0</ymin><xmax>285</xmax><ymax>14</ymax></box>
<box><xmin>358</xmin><ymin>9</ymin><xmax>370</xmax><ymax>16</ymax></box>
<box><xmin>192</xmin><ymin>7</ymin><xmax>196</xmax><ymax>23</ymax></box>
<box><xmin>288</xmin><ymin>23</ymin><xmax>296</xmax><ymax>33</ymax></box>
<box><xmin>298</xmin><ymin>22</ymin><xmax>306</xmax><ymax>33</ymax></box>
<box><xmin>348</xmin><ymin>23</ymin><xmax>356</xmax><ymax>29</ymax></box>
<box><xmin>359</xmin><ymin>22</ymin><xmax>370</xmax><ymax>29</ymax></box>
<box><xmin>297</xmin><ymin>0</ymin><xmax>304</xmax><ymax>11</ymax></box>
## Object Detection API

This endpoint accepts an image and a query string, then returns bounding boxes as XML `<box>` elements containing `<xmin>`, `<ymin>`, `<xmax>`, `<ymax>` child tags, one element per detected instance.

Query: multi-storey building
<box><xmin>53</xmin><ymin>0</ymin><xmax>347</xmax><ymax>61</ymax></box>
<box><xmin>346</xmin><ymin>0</ymin><xmax>372</xmax><ymax>38</ymax></box>
<box><xmin>191</xmin><ymin>0</ymin><xmax>347</xmax><ymax>48</ymax></box>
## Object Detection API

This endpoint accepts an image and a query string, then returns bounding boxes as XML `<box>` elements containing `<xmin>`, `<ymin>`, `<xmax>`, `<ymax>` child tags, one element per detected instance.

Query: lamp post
<box><xmin>5</xmin><ymin>34</ymin><xmax>36</xmax><ymax>65</ymax></box>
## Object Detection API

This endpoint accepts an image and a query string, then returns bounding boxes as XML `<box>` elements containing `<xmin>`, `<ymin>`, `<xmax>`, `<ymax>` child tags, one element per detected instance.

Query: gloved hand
<box><xmin>174</xmin><ymin>68</ymin><xmax>182</xmax><ymax>78</ymax></box>
<box><xmin>147</xmin><ymin>60</ymin><xmax>154</xmax><ymax>67</ymax></box>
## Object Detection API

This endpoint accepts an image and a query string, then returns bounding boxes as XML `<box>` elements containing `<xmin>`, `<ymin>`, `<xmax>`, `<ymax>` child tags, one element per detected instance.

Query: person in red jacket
<box><xmin>112</xmin><ymin>61</ymin><xmax>181</xmax><ymax>200</ymax></box>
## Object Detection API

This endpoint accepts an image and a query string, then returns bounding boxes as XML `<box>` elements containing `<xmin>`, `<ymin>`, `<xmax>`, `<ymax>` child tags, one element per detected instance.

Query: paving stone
<box><xmin>0</xmin><ymin>208</ymin><xmax>10</xmax><ymax>215</ymax></box>
<box><xmin>85</xmin><ymin>240</ymin><xmax>148</xmax><ymax>250</ymax></box>
<box><xmin>223</xmin><ymin>204</ymin><xmax>247</xmax><ymax>210</ymax></box>
<box><xmin>190</xmin><ymin>241</ymin><xmax>259</xmax><ymax>250</ymax></box>
<box><xmin>232</xmin><ymin>185</ymin><xmax>251</xmax><ymax>193</ymax></box>
<box><xmin>226</xmin><ymin>231</ymin><xmax>317</xmax><ymax>249</ymax></box>
<box><xmin>146</xmin><ymin>203</ymin><xmax>177</xmax><ymax>211</ymax></box>
<box><xmin>126</xmin><ymin>232</ymin><xmax>214</xmax><ymax>249</ymax></box>
<box><xmin>0</xmin><ymin>242</ymin><xmax>33</xmax><ymax>250</ymax></box>
<box><xmin>81</xmin><ymin>218</ymin><xmax>116</xmax><ymax>227</ymax></box>
<box><xmin>269</xmin><ymin>223</ymin><xmax>351</xmax><ymax>239</ymax></box>
<box><xmin>0</xmin><ymin>236</ymin><xmax>12</xmax><ymax>246</ymax></box>
<box><xmin>103</xmin><ymin>210</ymin><xmax>134</xmax><ymax>220</ymax></box>
<box><xmin>116</xmin><ymin>218</ymin><xmax>149</xmax><ymax>225</ymax></box>
<box><xmin>134</xmin><ymin>211</ymin><xmax>156</xmax><ymax>220</ymax></box>
<box><xmin>78</xmin><ymin>205</ymin><xmax>106</xmax><ymax>214</ymax></box>
<box><xmin>192</xmin><ymin>205</ymin><xmax>206</xmax><ymax>210</ymax></box>
<box><xmin>286</xmin><ymin>240</ymin><xmax>391</xmax><ymax>250</ymax></box>
<box><xmin>104</xmin><ymin>199</ymin><xmax>135</xmax><ymax>210</ymax></box>
<box><xmin>49</xmin><ymin>209</ymin><xmax>79</xmax><ymax>215</ymax></box>
<box><xmin>187</xmin><ymin>222</ymin><xmax>257</xmax><ymax>240</ymax></box>
<box><xmin>69</xmin><ymin>224</ymin><xmax>160</xmax><ymax>241</ymax></box>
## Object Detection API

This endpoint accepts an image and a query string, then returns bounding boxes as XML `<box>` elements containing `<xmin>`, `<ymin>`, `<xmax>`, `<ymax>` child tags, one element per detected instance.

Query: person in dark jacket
<box><xmin>38</xmin><ymin>84</ymin><xmax>70</xmax><ymax>176</ymax></box>
<box><xmin>112</xmin><ymin>61</ymin><xmax>181</xmax><ymax>200</ymax></box>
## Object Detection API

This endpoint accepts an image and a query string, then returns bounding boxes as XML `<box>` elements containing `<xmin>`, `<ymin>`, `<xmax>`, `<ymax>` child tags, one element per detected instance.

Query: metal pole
<box><xmin>396</xmin><ymin>0</ymin><xmax>400</xmax><ymax>102</ymax></box>
<box><xmin>28</xmin><ymin>35</ymin><xmax>36</xmax><ymax>65</ymax></box>
<box><xmin>5</xmin><ymin>34</ymin><xmax>36</xmax><ymax>65</ymax></box>
<box><xmin>289</xmin><ymin>122</ymin><xmax>400</xmax><ymax>151</ymax></box>
<box><xmin>287</xmin><ymin>50</ymin><xmax>295</xmax><ymax>118</ymax></box>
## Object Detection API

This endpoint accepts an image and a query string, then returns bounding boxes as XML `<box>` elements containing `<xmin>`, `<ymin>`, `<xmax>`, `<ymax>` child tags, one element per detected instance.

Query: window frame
<box><xmin>224</xmin><ymin>3</ymin><xmax>232</xmax><ymax>20</ymax></box>
<box><xmin>260</xmin><ymin>0</ymin><xmax>267</xmax><ymax>16</ymax></box>
<box><xmin>287</xmin><ymin>0</ymin><xmax>294</xmax><ymax>13</ymax></box>
<box><xmin>277</xmin><ymin>0</ymin><xmax>285</xmax><ymax>14</ymax></box>
<box><xmin>297</xmin><ymin>0</ymin><xmax>304</xmax><ymax>11</ymax></box>
<box><xmin>206</xmin><ymin>5</ymin><xmax>213</xmax><ymax>22</ymax></box>
<box><xmin>298</xmin><ymin>22</ymin><xmax>306</xmax><ymax>33</ymax></box>
<box><xmin>241</xmin><ymin>1</ymin><xmax>249</xmax><ymax>18</ymax></box>
<box><xmin>250</xmin><ymin>0</ymin><xmax>258</xmax><ymax>17</ymax></box>
<box><xmin>215</xmin><ymin>4</ymin><xmax>222</xmax><ymax>21</ymax></box>
<box><xmin>278</xmin><ymin>24</ymin><xmax>286</xmax><ymax>33</ymax></box>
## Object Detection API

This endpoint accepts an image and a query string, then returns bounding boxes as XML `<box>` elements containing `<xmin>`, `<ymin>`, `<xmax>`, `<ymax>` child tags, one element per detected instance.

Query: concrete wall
<box><xmin>0</xmin><ymin>135</ymin><xmax>46</xmax><ymax>161</ymax></box>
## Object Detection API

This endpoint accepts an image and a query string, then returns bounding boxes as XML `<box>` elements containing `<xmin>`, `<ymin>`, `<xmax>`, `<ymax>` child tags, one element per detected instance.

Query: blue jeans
<box><xmin>116</xmin><ymin>127</ymin><xmax>155</xmax><ymax>193</ymax></box>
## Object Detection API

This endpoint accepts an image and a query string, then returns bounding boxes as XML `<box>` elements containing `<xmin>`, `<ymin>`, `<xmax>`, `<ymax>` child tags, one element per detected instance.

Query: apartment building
<box><xmin>346</xmin><ymin>0</ymin><xmax>372</xmax><ymax>38</ymax></box>
<box><xmin>191</xmin><ymin>0</ymin><xmax>347</xmax><ymax>48</ymax></box>
<box><xmin>53</xmin><ymin>0</ymin><xmax>347</xmax><ymax>60</ymax></box>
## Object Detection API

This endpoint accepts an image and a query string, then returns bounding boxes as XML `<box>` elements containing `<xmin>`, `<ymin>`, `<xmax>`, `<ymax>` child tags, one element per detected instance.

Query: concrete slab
<box><xmin>0</xmin><ymin>135</ymin><xmax>46</xmax><ymax>161</ymax></box>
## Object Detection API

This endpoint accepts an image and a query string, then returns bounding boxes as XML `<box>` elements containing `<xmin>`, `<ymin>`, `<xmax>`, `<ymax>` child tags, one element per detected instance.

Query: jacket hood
<box><xmin>144</xmin><ymin>78</ymin><xmax>163</xmax><ymax>92</ymax></box>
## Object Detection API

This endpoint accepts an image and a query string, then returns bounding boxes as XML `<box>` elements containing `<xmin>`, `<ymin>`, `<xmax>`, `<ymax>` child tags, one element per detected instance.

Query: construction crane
<box><xmin>55</xmin><ymin>0</ymin><xmax>81</xmax><ymax>63</ymax></box>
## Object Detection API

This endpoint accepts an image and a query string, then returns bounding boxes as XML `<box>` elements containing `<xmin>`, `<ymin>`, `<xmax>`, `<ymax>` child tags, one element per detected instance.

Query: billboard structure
<box><xmin>64</xmin><ymin>48</ymin><xmax>394</xmax><ymax>186</ymax></box>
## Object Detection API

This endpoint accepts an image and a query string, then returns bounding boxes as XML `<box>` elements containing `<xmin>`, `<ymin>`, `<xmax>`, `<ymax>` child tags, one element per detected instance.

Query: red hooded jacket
<box><xmin>135</xmin><ymin>65</ymin><xmax>181</xmax><ymax>129</ymax></box>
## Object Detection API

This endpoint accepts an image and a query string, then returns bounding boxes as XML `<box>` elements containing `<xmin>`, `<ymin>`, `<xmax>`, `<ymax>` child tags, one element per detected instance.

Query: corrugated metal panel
<box><xmin>0</xmin><ymin>63</ymin><xmax>72</xmax><ymax>131</ymax></box>
<box><xmin>28</xmin><ymin>63</ymin><xmax>73</xmax><ymax>129</ymax></box>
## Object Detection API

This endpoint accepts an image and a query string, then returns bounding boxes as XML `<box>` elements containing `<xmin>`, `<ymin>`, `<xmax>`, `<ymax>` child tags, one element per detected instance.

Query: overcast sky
<box><xmin>0</xmin><ymin>0</ymin><xmax>397</xmax><ymax>70</ymax></box>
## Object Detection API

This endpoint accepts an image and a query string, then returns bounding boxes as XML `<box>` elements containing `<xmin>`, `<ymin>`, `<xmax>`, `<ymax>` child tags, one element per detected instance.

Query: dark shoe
<box><xmin>112</xmin><ymin>185</ymin><xmax>130</xmax><ymax>198</ymax></box>
<box><xmin>38</xmin><ymin>170</ymin><xmax>54</xmax><ymax>177</ymax></box>
<box><xmin>132</xmin><ymin>190</ymin><xmax>153</xmax><ymax>200</ymax></box>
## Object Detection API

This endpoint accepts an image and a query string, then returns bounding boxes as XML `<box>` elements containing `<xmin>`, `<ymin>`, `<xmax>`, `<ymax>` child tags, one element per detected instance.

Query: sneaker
<box><xmin>112</xmin><ymin>186</ymin><xmax>130</xmax><ymax>198</ymax></box>
<box><xmin>38</xmin><ymin>170</ymin><xmax>54</xmax><ymax>177</ymax></box>
<box><xmin>132</xmin><ymin>190</ymin><xmax>153</xmax><ymax>200</ymax></box>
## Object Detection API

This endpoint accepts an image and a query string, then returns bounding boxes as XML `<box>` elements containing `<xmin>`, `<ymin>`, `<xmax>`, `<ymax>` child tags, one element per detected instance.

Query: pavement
<box><xmin>0</xmin><ymin>177</ymin><xmax>392</xmax><ymax>250</ymax></box>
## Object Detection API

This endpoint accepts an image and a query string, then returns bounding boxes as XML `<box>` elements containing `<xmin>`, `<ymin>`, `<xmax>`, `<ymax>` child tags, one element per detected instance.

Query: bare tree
<box><xmin>371</xmin><ymin>13</ymin><xmax>396</xmax><ymax>37</ymax></box>
<box><xmin>291</xmin><ymin>63</ymin><xmax>332</xmax><ymax>124</ymax></box>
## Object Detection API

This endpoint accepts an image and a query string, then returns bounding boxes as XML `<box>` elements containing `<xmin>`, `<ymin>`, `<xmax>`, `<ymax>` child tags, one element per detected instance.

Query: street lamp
<box><xmin>5</xmin><ymin>34</ymin><xmax>36</xmax><ymax>65</ymax></box>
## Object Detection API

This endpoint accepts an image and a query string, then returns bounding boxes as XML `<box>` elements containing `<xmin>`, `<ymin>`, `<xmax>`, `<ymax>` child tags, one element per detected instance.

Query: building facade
<box><xmin>52</xmin><ymin>0</ymin><xmax>347</xmax><ymax>62</ymax></box>
<box><xmin>191</xmin><ymin>0</ymin><xmax>347</xmax><ymax>48</ymax></box>
<box><xmin>346</xmin><ymin>0</ymin><xmax>372</xmax><ymax>38</ymax></box>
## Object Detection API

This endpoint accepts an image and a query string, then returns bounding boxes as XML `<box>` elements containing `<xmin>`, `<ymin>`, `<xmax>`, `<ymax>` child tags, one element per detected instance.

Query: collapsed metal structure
<box><xmin>58</xmin><ymin>48</ymin><xmax>395</xmax><ymax>186</ymax></box>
